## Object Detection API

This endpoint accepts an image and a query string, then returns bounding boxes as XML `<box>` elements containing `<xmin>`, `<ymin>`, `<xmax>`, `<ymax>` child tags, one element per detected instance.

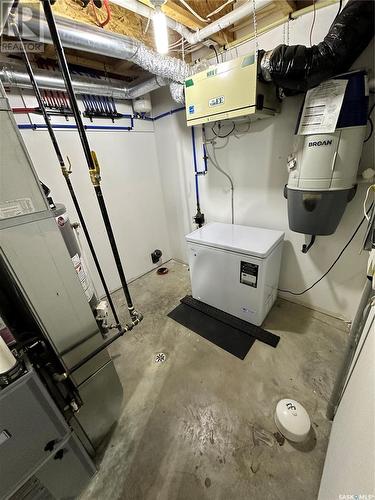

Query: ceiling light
<box><xmin>152</xmin><ymin>4</ymin><xmax>168</xmax><ymax>54</ymax></box>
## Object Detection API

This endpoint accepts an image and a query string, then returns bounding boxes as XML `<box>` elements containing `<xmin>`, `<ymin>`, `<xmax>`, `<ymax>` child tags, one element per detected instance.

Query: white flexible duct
<box><xmin>6</xmin><ymin>11</ymin><xmax>191</xmax><ymax>82</ymax></box>
<box><xmin>3</xmin><ymin>10</ymin><xmax>192</xmax><ymax>101</ymax></box>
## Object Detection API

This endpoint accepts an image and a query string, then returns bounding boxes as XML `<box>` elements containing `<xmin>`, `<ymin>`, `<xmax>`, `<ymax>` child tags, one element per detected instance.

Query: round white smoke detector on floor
<box><xmin>274</xmin><ymin>399</ymin><xmax>311</xmax><ymax>443</ymax></box>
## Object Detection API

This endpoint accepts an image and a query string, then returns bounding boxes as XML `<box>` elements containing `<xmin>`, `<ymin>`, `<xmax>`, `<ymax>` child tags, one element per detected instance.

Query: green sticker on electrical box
<box><xmin>185</xmin><ymin>79</ymin><xmax>194</xmax><ymax>87</ymax></box>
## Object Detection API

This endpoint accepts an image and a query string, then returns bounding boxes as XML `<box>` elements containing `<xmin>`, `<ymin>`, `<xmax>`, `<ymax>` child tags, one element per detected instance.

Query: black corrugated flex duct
<box><xmin>260</xmin><ymin>0</ymin><xmax>375</xmax><ymax>93</ymax></box>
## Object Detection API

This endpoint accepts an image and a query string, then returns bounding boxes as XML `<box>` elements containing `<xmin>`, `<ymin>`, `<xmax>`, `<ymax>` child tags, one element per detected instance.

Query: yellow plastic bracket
<box><xmin>89</xmin><ymin>150</ymin><xmax>101</xmax><ymax>187</ymax></box>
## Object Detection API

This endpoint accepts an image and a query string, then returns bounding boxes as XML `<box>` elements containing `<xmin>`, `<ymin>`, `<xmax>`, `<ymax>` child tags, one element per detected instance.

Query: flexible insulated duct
<box><xmin>260</xmin><ymin>0</ymin><xmax>375</xmax><ymax>92</ymax></box>
<box><xmin>9</xmin><ymin>11</ymin><xmax>191</xmax><ymax>83</ymax></box>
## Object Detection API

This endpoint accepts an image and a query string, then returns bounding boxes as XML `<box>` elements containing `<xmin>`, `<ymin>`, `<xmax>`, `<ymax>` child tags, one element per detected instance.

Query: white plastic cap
<box><xmin>274</xmin><ymin>399</ymin><xmax>311</xmax><ymax>443</ymax></box>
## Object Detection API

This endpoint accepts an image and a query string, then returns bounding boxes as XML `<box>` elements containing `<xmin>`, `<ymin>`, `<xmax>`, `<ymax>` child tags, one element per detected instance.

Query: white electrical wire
<box><xmin>169</xmin><ymin>37</ymin><xmax>184</xmax><ymax>48</ymax></box>
<box><xmin>143</xmin><ymin>14</ymin><xmax>151</xmax><ymax>35</ymax></box>
<box><xmin>234</xmin><ymin>121</ymin><xmax>251</xmax><ymax>138</ymax></box>
<box><xmin>178</xmin><ymin>0</ymin><xmax>210</xmax><ymax>23</ymax></box>
<box><xmin>206</xmin><ymin>0</ymin><xmax>235</xmax><ymax>19</ymax></box>
<box><xmin>205</xmin><ymin>138</ymin><xmax>235</xmax><ymax>224</ymax></box>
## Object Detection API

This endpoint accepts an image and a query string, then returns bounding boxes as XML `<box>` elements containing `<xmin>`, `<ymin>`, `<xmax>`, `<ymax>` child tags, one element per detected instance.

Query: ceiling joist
<box><xmin>137</xmin><ymin>0</ymin><xmax>234</xmax><ymax>44</ymax></box>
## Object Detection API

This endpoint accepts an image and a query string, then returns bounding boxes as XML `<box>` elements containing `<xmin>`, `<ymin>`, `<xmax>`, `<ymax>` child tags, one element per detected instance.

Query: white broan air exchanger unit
<box><xmin>186</xmin><ymin>223</ymin><xmax>284</xmax><ymax>326</ymax></box>
<box><xmin>286</xmin><ymin>70</ymin><xmax>369</xmax><ymax>235</ymax></box>
<box><xmin>184</xmin><ymin>53</ymin><xmax>281</xmax><ymax>126</ymax></box>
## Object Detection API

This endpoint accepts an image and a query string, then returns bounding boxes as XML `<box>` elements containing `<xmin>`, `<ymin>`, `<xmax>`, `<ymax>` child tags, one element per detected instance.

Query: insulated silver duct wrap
<box><xmin>130</xmin><ymin>44</ymin><xmax>191</xmax><ymax>83</ymax></box>
<box><xmin>128</xmin><ymin>75</ymin><xmax>168</xmax><ymax>99</ymax></box>
<box><xmin>24</xmin><ymin>13</ymin><xmax>139</xmax><ymax>61</ymax></box>
<box><xmin>9</xmin><ymin>12</ymin><xmax>192</xmax><ymax>90</ymax></box>
<box><xmin>259</xmin><ymin>50</ymin><xmax>274</xmax><ymax>83</ymax></box>
<box><xmin>0</xmin><ymin>64</ymin><xmax>167</xmax><ymax>100</ymax></box>
<box><xmin>169</xmin><ymin>82</ymin><xmax>185</xmax><ymax>104</ymax></box>
<box><xmin>0</xmin><ymin>64</ymin><xmax>129</xmax><ymax>98</ymax></box>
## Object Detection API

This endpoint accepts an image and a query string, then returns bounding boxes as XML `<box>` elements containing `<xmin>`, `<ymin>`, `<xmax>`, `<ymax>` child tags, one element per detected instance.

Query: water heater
<box><xmin>285</xmin><ymin>70</ymin><xmax>368</xmax><ymax>235</ymax></box>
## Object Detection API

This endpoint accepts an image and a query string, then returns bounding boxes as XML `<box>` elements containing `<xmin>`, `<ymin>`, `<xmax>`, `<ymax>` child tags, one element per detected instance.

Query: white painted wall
<box><xmin>9</xmin><ymin>92</ymin><xmax>172</xmax><ymax>297</ymax></box>
<box><xmin>318</xmin><ymin>305</ymin><xmax>375</xmax><ymax>499</ymax></box>
<box><xmin>153</xmin><ymin>2</ymin><xmax>374</xmax><ymax>321</ymax></box>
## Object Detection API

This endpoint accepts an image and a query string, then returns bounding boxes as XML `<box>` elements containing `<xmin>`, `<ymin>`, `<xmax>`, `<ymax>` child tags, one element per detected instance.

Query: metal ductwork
<box><xmin>260</xmin><ymin>0</ymin><xmax>375</xmax><ymax>93</ymax></box>
<box><xmin>0</xmin><ymin>63</ymin><xmax>166</xmax><ymax>100</ymax></box>
<box><xmin>6</xmin><ymin>10</ymin><xmax>191</xmax><ymax>84</ymax></box>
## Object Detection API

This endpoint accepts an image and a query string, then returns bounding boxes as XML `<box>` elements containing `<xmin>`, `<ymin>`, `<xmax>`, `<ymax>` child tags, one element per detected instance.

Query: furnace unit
<box><xmin>186</xmin><ymin>223</ymin><xmax>284</xmax><ymax>326</ymax></box>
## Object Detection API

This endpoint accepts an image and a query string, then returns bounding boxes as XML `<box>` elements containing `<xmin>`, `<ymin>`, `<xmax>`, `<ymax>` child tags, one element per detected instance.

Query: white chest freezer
<box><xmin>186</xmin><ymin>223</ymin><xmax>284</xmax><ymax>326</ymax></box>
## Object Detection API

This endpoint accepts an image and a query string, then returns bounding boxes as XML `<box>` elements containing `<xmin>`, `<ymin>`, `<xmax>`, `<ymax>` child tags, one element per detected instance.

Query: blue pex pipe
<box><xmin>17</xmin><ymin>107</ymin><xmax>185</xmax><ymax>131</ymax></box>
<box><xmin>18</xmin><ymin>123</ymin><xmax>133</xmax><ymax>131</ymax></box>
<box><xmin>152</xmin><ymin>107</ymin><xmax>185</xmax><ymax>121</ymax></box>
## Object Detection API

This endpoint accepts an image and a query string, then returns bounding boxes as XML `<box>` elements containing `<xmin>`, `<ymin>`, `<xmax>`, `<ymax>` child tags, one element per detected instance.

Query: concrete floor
<box><xmin>81</xmin><ymin>260</ymin><xmax>348</xmax><ymax>500</ymax></box>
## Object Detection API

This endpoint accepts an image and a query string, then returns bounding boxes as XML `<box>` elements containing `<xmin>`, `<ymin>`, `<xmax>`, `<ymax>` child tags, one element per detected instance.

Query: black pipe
<box><xmin>10</xmin><ymin>14</ymin><xmax>121</xmax><ymax>327</ymax></box>
<box><xmin>67</xmin><ymin>312</ymin><xmax>142</xmax><ymax>374</ymax></box>
<box><xmin>41</xmin><ymin>0</ymin><xmax>138</xmax><ymax>319</ymax></box>
<box><xmin>261</xmin><ymin>0</ymin><xmax>374</xmax><ymax>93</ymax></box>
<box><xmin>67</xmin><ymin>329</ymin><xmax>126</xmax><ymax>374</ymax></box>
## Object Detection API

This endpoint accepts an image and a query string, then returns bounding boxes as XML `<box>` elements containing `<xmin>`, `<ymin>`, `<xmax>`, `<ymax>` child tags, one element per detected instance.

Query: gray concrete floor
<box><xmin>81</xmin><ymin>260</ymin><xmax>347</xmax><ymax>500</ymax></box>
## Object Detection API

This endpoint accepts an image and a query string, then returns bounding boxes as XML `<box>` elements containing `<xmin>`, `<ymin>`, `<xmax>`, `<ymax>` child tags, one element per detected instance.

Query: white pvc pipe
<box><xmin>110</xmin><ymin>0</ymin><xmax>196</xmax><ymax>44</ymax></box>
<box><xmin>188</xmin><ymin>0</ymin><xmax>271</xmax><ymax>44</ymax></box>
<box><xmin>111</xmin><ymin>0</ymin><xmax>271</xmax><ymax>46</ymax></box>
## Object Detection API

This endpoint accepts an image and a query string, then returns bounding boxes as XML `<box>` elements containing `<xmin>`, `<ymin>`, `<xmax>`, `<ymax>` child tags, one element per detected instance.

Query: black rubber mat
<box><xmin>180</xmin><ymin>295</ymin><xmax>280</xmax><ymax>348</ymax></box>
<box><xmin>168</xmin><ymin>303</ymin><xmax>256</xmax><ymax>359</ymax></box>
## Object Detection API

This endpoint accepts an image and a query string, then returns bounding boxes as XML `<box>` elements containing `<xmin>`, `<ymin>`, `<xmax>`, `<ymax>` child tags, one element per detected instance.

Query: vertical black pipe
<box><xmin>41</xmin><ymin>0</ymin><xmax>137</xmax><ymax>318</ymax></box>
<box><xmin>10</xmin><ymin>12</ymin><xmax>121</xmax><ymax>326</ymax></box>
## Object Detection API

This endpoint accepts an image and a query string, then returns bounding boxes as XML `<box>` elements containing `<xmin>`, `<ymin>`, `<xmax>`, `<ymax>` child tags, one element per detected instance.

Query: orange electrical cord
<box><xmin>91</xmin><ymin>0</ymin><xmax>111</xmax><ymax>28</ymax></box>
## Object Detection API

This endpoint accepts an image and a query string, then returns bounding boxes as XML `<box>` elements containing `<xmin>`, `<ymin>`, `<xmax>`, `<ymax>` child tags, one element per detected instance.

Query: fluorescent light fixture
<box><xmin>153</xmin><ymin>6</ymin><xmax>168</xmax><ymax>54</ymax></box>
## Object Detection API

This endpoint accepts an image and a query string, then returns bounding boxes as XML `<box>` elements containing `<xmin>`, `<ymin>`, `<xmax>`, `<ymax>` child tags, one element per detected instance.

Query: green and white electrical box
<box><xmin>185</xmin><ymin>53</ymin><xmax>280</xmax><ymax>126</ymax></box>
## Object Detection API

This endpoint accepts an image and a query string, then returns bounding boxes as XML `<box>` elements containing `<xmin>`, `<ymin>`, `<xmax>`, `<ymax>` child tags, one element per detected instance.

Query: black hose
<box><xmin>41</xmin><ymin>0</ymin><xmax>139</xmax><ymax>319</ymax></box>
<box><xmin>262</xmin><ymin>0</ymin><xmax>375</xmax><ymax>93</ymax></box>
<box><xmin>10</xmin><ymin>11</ymin><xmax>121</xmax><ymax>326</ymax></box>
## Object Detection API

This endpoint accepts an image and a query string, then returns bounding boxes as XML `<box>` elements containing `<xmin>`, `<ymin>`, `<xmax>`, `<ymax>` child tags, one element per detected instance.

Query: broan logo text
<box><xmin>308</xmin><ymin>140</ymin><xmax>333</xmax><ymax>147</ymax></box>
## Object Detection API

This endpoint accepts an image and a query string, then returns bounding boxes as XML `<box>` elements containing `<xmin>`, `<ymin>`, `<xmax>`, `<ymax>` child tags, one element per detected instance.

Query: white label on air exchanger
<box><xmin>0</xmin><ymin>198</ymin><xmax>35</xmax><ymax>219</ymax></box>
<box><xmin>209</xmin><ymin>96</ymin><xmax>225</xmax><ymax>107</ymax></box>
<box><xmin>72</xmin><ymin>253</ymin><xmax>94</xmax><ymax>302</ymax></box>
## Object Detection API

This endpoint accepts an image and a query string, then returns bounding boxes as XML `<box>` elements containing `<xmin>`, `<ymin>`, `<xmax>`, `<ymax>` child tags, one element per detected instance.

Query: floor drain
<box><xmin>154</xmin><ymin>352</ymin><xmax>167</xmax><ymax>364</ymax></box>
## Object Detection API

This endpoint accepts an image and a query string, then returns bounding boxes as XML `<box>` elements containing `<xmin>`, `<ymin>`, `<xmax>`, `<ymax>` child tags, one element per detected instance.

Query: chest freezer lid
<box><xmin>186</xmin><ymin>223</ymin><xmax>284</xmax><ymax>258</ymax></box>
